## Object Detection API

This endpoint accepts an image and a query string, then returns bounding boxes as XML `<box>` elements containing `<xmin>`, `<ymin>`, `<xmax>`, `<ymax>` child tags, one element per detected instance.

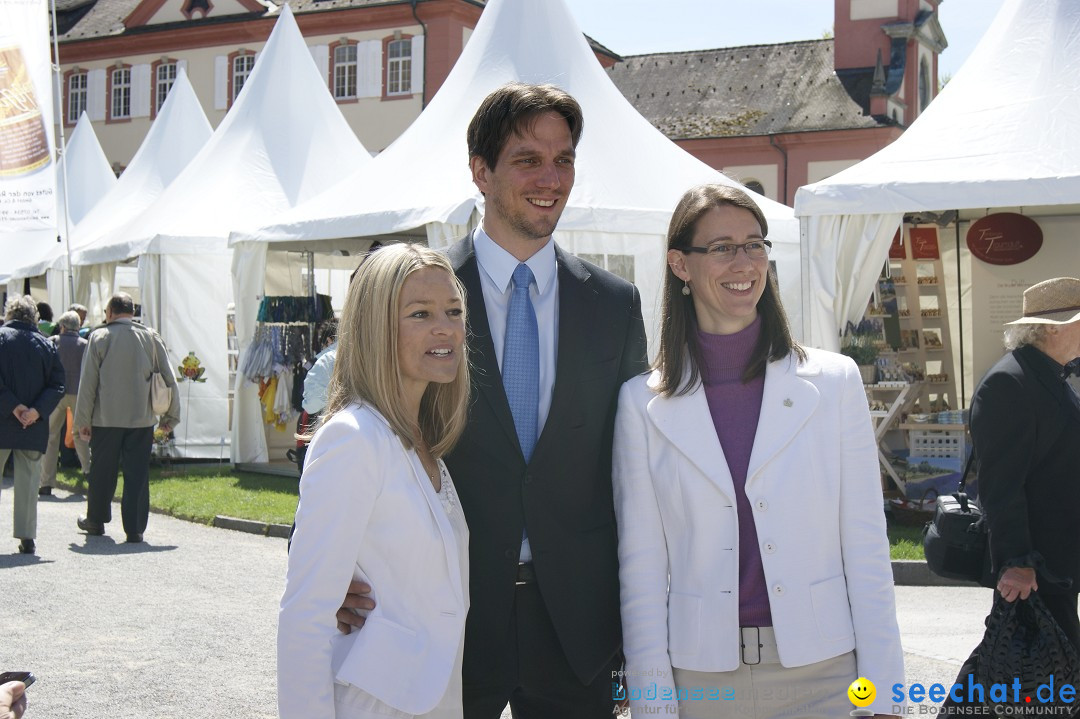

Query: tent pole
<box><xmin>49</xmin><ymin>0</ymin><xmax>76</xmax><ymax>305</ymax></box>
<box><xmin>954</xmin><ymin>214</ymin><xmax>965</xmax><ymax>408</ymax></box>
<box><xmin>307</xmin><ymin>250</ymin><xmax>316</xmax><ymax>352</ymax></box>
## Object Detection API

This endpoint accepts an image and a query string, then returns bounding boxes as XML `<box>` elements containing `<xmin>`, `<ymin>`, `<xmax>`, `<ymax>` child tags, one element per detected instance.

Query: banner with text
<box><xmin>0</xmin><ymin>0</ymin><xmax>57</xmax><ymax>279</ymax></box>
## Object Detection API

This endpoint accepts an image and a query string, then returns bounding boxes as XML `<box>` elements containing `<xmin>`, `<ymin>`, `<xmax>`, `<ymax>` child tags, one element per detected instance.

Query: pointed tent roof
<box><xmin>237</xmin><ymin>0</ymin><xmax>796</xmax><ymax>245</ymax></box>
<box><xmin>795</xmin><ymin>0</ymin><xmax>1080</xmax><ymax>216</ymax></box>
<box><xmin>8</xmin><ymin>112</ymin><xmax>117</xmax><ymax>280</ymax></box>
<box><xmin>64</xmin><ymin>69</ymin><xmax>211</xmax><ymax>263</ymax></box>
<box><xmin>71</xmin><ymin>4</ymin><xmax>371</xmax><ymax>266</ymax></box>
<box><xmin>792</xmin><ymin>0</ymin><xmax>1080</xmax><ymax>349</ymax></box>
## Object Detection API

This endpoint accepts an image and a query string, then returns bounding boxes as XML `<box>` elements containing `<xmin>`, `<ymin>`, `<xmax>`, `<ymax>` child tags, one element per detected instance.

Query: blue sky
<box><xmin>566</xmin><ymin>0</ymin><xmax>1007</xmax><ymax>80</ymax></box>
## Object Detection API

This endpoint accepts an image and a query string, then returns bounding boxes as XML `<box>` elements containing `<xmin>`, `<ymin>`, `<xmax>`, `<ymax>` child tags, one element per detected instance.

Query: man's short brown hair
<box><xmin>467</xmin><ymin>82</ymin><xmax>583</xmax><ymax>171</ymax></box>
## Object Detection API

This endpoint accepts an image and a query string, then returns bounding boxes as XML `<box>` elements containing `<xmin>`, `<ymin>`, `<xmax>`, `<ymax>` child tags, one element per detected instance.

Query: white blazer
<box><xmin>278</xmin><ymin>403</ymin><xmax>469</xmax><ymax>718</ymax></box>
<box><xmin>613</xmin><ymin>349</ymin><xmax>903</xmax><ymax>717</ymax></box>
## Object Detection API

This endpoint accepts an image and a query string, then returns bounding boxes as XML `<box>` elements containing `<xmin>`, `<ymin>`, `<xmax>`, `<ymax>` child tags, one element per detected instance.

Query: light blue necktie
<box><xmin>503</xmin><ymin>263</ymin><xmax>539</xmax><ymax>463</ymax></box>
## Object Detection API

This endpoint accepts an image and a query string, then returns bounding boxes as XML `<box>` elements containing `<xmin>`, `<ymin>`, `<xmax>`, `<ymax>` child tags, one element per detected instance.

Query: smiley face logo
<box><xmin>847</xmin><ymin>677</ymin><xmax>876</xmax><ymax>708</ymax></box>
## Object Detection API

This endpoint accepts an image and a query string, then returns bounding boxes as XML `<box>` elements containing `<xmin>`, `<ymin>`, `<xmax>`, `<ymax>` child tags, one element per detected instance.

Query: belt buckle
<box><xmin>740</xmin><ymin>626</ymin><xmax>761</xmax><ymax>665</ymax></box>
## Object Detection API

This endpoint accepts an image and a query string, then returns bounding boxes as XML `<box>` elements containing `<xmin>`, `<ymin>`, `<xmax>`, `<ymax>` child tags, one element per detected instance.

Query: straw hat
<box><xmin>1006</xmin><ymin>277</ymin><xmax>1080</xmax><ymax>325</ymax></box>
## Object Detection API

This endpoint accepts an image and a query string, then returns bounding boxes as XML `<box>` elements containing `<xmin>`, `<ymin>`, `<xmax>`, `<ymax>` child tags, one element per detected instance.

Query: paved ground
<box><xmin>1</xmin><ymin>479</ymin><xmax>999</xmax><ymax>718</ymax></box>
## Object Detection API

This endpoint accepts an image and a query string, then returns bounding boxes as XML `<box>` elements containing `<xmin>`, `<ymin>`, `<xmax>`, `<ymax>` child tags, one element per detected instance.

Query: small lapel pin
<box><xmin>783</xmin><ymin>398</ymin><xmax>793</xmax><ymax>407</ymax></box>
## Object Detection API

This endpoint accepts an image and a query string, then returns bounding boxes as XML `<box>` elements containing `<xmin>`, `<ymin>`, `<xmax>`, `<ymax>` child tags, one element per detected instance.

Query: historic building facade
<box><xmin>606</xmin><ymin>0</ymin><xmax>946</xmax><ymax>203</ymax></box>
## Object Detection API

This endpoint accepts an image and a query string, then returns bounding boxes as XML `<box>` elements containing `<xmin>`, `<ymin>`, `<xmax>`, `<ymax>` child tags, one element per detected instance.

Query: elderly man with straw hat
<box><xmin>941</xmin><ymin>277</ymin><xmax>1080</xmax><ymax>716</ymax></box>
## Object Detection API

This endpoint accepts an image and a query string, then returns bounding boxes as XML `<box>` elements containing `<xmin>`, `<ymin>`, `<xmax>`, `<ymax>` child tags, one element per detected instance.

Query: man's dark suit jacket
<box><xmin>445</xmin><ymin>232</ymin><xmax>649</xmax><ymax>687</ymax></box>
<box><xmin>971</xmin><ymin>344</ymin><xmax>1080</xmax><ymax>591</ymax></box>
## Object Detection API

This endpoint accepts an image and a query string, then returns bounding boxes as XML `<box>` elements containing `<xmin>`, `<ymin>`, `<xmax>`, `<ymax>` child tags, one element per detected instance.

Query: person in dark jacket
<box><xmin>0</xmin><ymin>295</ymin><xmax>66</xmax><ymax>554</ymax></box>
<box><xmin>41</xmin><ymin>310</ymin><xmax>91</xmax><ymax>494</ymax></box>
<box><xmin>941</xmin><ymin>277</ymin><xmax>1080</xmax><ymax>716</ymax></box>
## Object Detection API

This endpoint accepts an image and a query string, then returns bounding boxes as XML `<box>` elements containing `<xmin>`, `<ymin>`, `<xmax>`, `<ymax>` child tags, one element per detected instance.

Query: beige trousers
<box><xmin>673</xmin><ymin>627</ymin><xmax>857</xmax><ymax>719</ymax></box>
<box><xmin>0</xmin><ymin>448</ymin><xmax>42</xmax><ymax>539</ymax></box>
<box><xmin>41</xmin><ymin>394</ymin><xmax>91</xmax><ymax>487</ymax></box>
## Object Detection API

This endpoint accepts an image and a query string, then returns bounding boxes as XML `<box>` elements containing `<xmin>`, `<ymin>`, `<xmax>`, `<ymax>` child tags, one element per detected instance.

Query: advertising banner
<box><xmin>0</xmin><ymin>0</ymin><xmax>57</xmax><ymax>278</ymax></box>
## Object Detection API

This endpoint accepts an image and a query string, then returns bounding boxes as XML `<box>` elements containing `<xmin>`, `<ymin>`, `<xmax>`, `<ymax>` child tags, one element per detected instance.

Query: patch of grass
<box><xmin>58</xmin><ymin>466</ymin><xmax>299</xmax><ymax>526</ymax></box>
<box><xmin>888</xmin><ymin>521</ymin><xmax>926</xmax><ymax>561</ymax></box>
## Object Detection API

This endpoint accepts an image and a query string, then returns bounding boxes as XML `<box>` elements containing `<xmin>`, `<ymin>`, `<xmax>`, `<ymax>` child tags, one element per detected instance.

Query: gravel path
<box><xmin>1</xmin><ymin>479</ymin><xmax>286</xmax><ymax>718</ymax></box>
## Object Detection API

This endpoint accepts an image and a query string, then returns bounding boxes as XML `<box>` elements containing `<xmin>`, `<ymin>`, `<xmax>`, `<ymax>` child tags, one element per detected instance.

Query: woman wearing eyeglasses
<box><xmin>613</xmin><ymin>184</ymin><xmax>903</xmax><ymax>718</ymax></box>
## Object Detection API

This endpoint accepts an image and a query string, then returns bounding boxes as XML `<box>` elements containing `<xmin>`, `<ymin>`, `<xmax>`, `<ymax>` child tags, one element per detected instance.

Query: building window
<box><xmin>155</xmin><ymin>62</ymin><xmax>177</xmax><ymax>113</ymax></box>
<box><xmin>110</xmin><ymin>66</ymin><xmax>131</xmax><ymax>120</ymax></box>
<box><xmin>918</xmin><ymin>57</ymin><xmax>931</xmax><ymax>112</ymax></box>
<box><xmin>67</xmin><ymin>71</ymin><xmax>87</xmax><ymax>124</ymax></box>
<box><xmin>333</xmin><ymin>43</ymin><xmax>357</xmax><ymax>100</ymax></box>
<box><xmin>744</xmin><ymin>180</ymin><xmax>765</xmax><ymax>196</ymax></box>
<box><xmin>232</xmin><ymin>53</ymin><xmax>256</xmax><ymax>102</ymax></box>
<box><xmin>386</xmin><ymin>37</ymin><xmax>411</xmax><ymax>96</ymax></box>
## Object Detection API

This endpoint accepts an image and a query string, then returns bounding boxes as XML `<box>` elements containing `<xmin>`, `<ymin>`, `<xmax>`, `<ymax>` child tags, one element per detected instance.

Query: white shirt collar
<box><xmin>473</xmin><ymin>225</ymin><xmax>557</xmax><ymax>295</ymax></box>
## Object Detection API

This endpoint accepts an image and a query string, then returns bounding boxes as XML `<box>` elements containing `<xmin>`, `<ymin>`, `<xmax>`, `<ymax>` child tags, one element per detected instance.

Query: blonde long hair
<box><xmin>322</xmin><ymin>243</ymin><xmax>470</xmax><ymax>457</ymax></box>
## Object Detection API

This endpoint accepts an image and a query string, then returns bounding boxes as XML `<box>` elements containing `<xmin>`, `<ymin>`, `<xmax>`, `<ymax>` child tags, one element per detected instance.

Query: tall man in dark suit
<box><xmin>339</xmin><ymin>84</ymin><xmax>648</xmax><ymax>717</ymax></box>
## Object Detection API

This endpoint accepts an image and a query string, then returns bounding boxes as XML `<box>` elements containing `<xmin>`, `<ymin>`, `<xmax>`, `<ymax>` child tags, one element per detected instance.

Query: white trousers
<box><xmin>673</xmin><ymin>627</ymin><xmax>857</xmax><ymax>719</ymax></box>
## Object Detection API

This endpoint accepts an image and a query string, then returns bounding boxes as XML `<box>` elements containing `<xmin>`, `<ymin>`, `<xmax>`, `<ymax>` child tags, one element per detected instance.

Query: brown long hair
<box><xmin>321</xmin><ymin>243</ymin><xmax>470</xmax><ymax>458</ymax></box>
<box><xmin>654</xmin><ymin>183</ymin><xmax>804</xmax><ymax>397</ymax></box>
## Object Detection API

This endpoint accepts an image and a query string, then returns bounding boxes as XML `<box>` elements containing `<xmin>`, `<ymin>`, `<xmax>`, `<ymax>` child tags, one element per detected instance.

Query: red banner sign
<box><xmin>888</xmin><ymin>228</ymin><xmax>905</xmax><ymax>259</ymax></box>
<box><xmin>909</xmin><ymin>227</ymin><xmax>940</xmax><ymax>259</ymax></box>
<box><xmin>966</xmin><ymin>213</ymin><xmax>1043</xmax><ymax>266</ymax></box>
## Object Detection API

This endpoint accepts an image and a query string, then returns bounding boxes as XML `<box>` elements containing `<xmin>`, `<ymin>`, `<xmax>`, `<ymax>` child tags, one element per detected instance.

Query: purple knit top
<box><xmin>697</xmin><ymin>314</ymin><xmax>772</xmax><ymax>627</ymax></box>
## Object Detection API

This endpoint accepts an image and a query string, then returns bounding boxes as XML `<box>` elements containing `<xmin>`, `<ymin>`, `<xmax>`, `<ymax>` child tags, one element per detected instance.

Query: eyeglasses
<box><xmin>681</xmin><ymin>240</ymin><xmax>772</xmax><ymax>261</ymax></box>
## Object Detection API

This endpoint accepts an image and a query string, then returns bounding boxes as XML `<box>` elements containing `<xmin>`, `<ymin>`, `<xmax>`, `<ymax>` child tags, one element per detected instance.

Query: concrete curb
<box><xmin>892</xmin><ymin>559</ymin><xmax>981</xmax><ymax>587</ymax></box>
<box><xmin>213</xmin><ymin>515</ymin><xmax>291</xmax><ymax>539</ymax></box>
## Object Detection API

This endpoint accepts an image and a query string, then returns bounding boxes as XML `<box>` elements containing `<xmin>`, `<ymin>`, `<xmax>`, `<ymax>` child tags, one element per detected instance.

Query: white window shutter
<box><xmin>410</xmin><ymin>35</ymin><xmax>423</xmax><ymax>97</ymax></box>
<box><xmin>309</xmin><ymin>44</ymin><xmax>328</xmax><ymax>86</ymax></box>
<box><xmin>87</xmin><ymin>68</ymin><xmax>106</xmax><ymax>121</ymax></box>
<box><xmin>214</xmin><ymin>55</ymin><xmax>227</xmax><ymax>109</ymax></box>
<box><xmin>131</xmin><ymin>63</ymin><xmax>151</xmax><ymax>117</ymax></box>
<box><xmin>358</xmin><ymin>40</ymin><xmax>381</xmax><ymax>98</ymax></box>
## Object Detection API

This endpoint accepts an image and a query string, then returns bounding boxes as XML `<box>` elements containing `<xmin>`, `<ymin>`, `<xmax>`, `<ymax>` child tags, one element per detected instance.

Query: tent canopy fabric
<box><xmin>63</xmin><ymin>6</ymin><xmax>370</xmax><ymax>459</ymax></box>
<box><xmin>793</xmin><ymin>0</ymin><xmax>1080</xmax><ymax>349</ymax></box>
<box><xmin>6</xmin><ymin>113</ymin><xmax>117</xmax><ymax>281</ymax></box>
<box><xmin>67</xmin><ymin>69</ymin><xmax>212</xmax><ymax>268</ymax></box>
<box><xmin>237</xmin><ymin>0</ymin><xmax>796</xmax><ymax>241</ymax></box>
<box><xmin>70</xmin><ymin>4</ymin><xmax>372</xmax><ymax>266</ymax></box>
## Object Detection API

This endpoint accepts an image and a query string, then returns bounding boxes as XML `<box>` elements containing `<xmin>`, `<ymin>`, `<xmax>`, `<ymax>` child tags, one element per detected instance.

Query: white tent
<box><xmin>794</xmin><ymin>0</ymin><xmax>1080</xmax><ymax>364</ymax></box>
<box><xmin>70</xmin><ymin>4</ymin><xmax>372</xmax><ymax>458</ymax></box>
<box><xmin>229</xmin><ymin>0</ymin><xmax>800</xmax><ymax>462</ymax></box>
<box><xmin>4</xmin><ymin>112</ymin><xmax>117</xmax><ymax>309</ymax></box>
<box><xmin>65</xmin><ymin>68</ymin><xmax>212</xmax><ymax>327</ymax></box>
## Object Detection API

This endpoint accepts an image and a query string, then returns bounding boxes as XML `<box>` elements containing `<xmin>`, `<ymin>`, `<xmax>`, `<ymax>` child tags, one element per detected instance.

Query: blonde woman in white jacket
<box><xmin>613</xmin><ymin>184</ymin><xmax>904</xmax><ymax>718</ymax></box>
<box><xmin>278</xmin><ymin>244</ymin><xmax>470</xmax><ymax>719</ymax></box>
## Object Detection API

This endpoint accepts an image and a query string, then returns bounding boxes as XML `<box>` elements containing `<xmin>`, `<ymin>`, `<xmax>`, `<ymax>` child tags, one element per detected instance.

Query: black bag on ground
<box><xmin>923</xmin><ymin>453</ymin><xmax>994</xmax><ymax>586</ymax></box>
<box><xmin>975</xmin><ymin>592</ymin><xmax>1080</xmax><ymax>716</ymax></box>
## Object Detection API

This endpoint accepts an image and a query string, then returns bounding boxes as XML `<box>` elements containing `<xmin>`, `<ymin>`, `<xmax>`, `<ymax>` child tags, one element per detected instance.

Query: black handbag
<box><xmin>923</xmin><ymin>453</ymin><xmax>994</xmax><ymax>587</ymax></box>
<box><xmin>975</xmin><ymin>592</ymin><xmax>1080</xmax><ymax>716</ymax></box>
